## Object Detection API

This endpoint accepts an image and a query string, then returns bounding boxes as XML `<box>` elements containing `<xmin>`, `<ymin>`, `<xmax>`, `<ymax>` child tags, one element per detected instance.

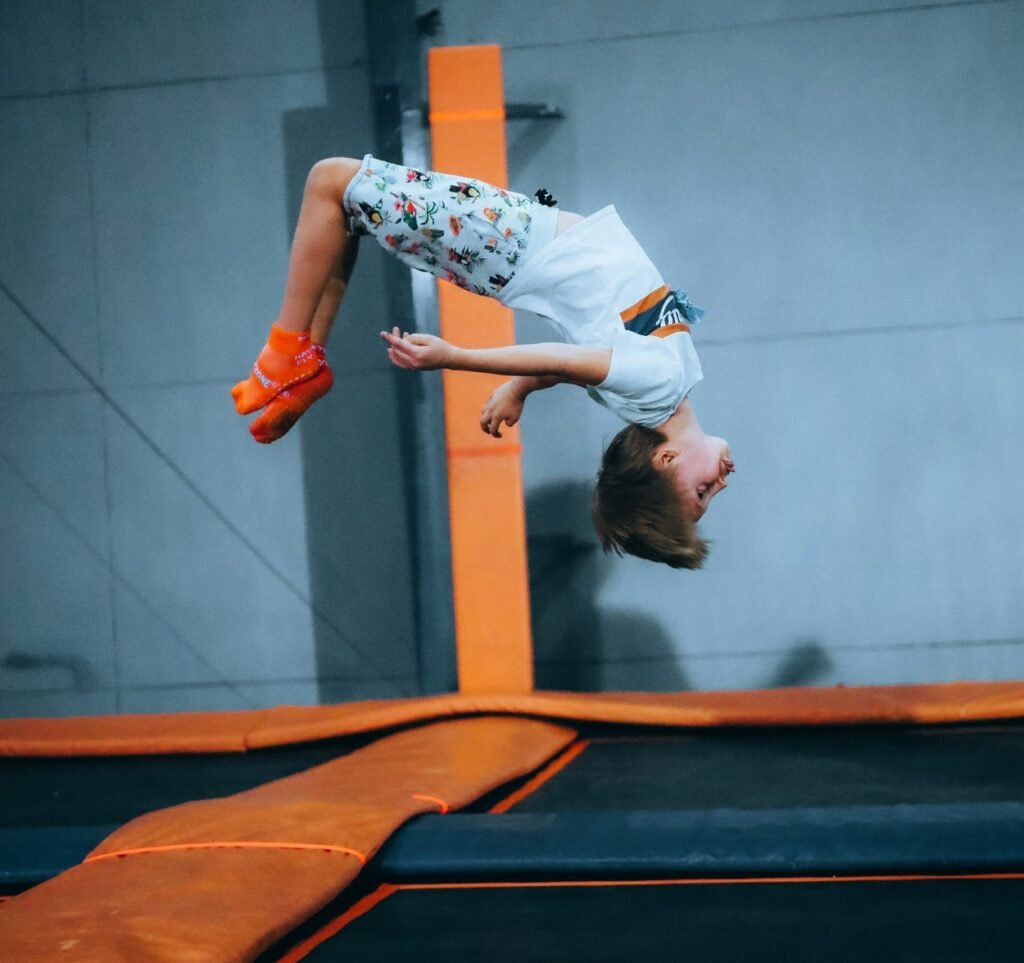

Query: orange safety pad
<box><xmin>4</xmin><ymin>680</ymin><xmax>1024</xmax><ymax>758</ymax></box>
<box><xmin>428</xmin><ymin>45</ymin><xmax>508</xmax><ymax>182</ymax></box>
<box><xmin>0</xmin><ymin>716</ymin><xmax>575</xmax><ymax>962</ymax></box>
<box><xmin>428</xmin><ymin>45</ymin><xmax>534</xmax><ymax>696</ymax></box>
<box><xmin>0</xmin><ymin>707</ymin><xmax>264</xmax><ymax>756</ymax></box>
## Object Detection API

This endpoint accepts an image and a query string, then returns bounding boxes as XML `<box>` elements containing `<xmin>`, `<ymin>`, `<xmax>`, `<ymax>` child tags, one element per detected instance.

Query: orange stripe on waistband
<box><xmin>651</xmin><ymin>322</ymin><xmax>690</xmax><ymax>338</ymax></box>
<box><xmin>430</xmin><ymin>108</ymin><xmax>506</xmax><ymax>124</ymax></box>
<box><xmin>620</xmin><ymin>284</ymin><xmax>671</xmax><ymax>323</ymax></box>
<box><xmin>83</xmin><ymin>841</ymin><xmax>367</xmax><ymax>865</ymax></box>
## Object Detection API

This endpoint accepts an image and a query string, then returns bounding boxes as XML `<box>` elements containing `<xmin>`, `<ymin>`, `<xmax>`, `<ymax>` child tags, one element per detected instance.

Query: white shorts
<box><xmin>342</xmin><ymin>154</ymin><xmax>558</xmax><ymax>299</ymax></box>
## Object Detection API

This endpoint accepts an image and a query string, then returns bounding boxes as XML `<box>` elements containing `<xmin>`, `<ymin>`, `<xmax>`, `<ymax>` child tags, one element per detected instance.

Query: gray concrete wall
<box><xmin>426</xmin><ymin>0</ymin><xmax>1024</xmax><ymax>690</ymax></box>
<box><xmin>3</xmin><ymin>1</ymin><xmax>1022</xmax><ymax>718</ymax></box>
<box><xmin>0</xmin><ymin>0</ymin><xmax>422</xmax><ymax>717</ymax></box>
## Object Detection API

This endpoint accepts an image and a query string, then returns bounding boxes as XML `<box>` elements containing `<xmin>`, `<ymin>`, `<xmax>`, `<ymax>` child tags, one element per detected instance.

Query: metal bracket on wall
<box><xmin>420</xmin><ymin>102</ymin><xmax>565</xmax><ymax>126</ymax></box>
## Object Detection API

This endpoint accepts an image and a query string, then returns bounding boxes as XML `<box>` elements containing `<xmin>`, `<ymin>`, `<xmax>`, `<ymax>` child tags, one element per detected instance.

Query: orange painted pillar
<box><xmin>427</xmin><ymin>45</ymin><xmax>534</xmax><ymax>695</ymax></box>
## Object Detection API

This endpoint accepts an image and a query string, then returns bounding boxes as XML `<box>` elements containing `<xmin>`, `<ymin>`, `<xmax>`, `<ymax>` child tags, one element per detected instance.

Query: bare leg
<box><xmin>242</xmin><ymin>240</ymin><xmax>358</xmax><ymax>443</ymax></box>
<box><xmin>276</xmin><ymin>156</ymin><xmax>362</xmax><ymax>334</ymax></box>
<box><xmin>245</xmin><ymin>243</ymin><xmax>358</xmax><ymax>442</ymax></box>
<box><xmin>309</xmin><ymin>234</ymin><xmax>360</xmax><ymax>346</ymax></box>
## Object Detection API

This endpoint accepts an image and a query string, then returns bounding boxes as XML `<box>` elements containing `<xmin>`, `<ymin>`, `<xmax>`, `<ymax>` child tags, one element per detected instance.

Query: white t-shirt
<box><xmin>497</xmin><ymin>205</ymin><xmax>703</xmax><ymax>428</ymax></box>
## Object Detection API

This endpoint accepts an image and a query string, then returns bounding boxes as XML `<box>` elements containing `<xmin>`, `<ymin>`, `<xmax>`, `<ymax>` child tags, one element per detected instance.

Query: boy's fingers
<box><xmin>389</xmin><ymin>333</ymin><xmax>413</xmax><ymax>351</ymax></box>
<box><xmin>390</xmin><ymin>340</ymin><xmax>417</xmax><ymax>362</ymax></box>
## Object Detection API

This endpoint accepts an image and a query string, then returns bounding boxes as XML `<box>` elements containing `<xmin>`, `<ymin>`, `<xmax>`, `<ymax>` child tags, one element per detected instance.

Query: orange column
<box><xmin>427</xmin><ymin>45</ymin><xmax>533</xmax><ymax>694</ymax></box>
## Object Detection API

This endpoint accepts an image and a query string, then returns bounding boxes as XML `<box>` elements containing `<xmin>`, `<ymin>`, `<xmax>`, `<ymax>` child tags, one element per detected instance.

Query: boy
<box><xmin>233</xmin><ymin>155</ymin><xmax>734</xmax><ymax>568</ymax></box>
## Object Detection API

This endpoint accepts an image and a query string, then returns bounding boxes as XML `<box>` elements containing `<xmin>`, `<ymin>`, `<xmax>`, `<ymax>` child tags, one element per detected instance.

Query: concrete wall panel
<box><xmin>0</xmin><ymin>0</ymin><xmax>83</xmax><ymax>97</ymax></box>
<box><xmin>3</xmin><ymin>0</ymin><xmax>1021</xmax><ymax>715</ymax></box>
<box><xmin>421</xmin><ymin>0</ymin><xmax>976</xmax><ymax>50</ymax></box>
<box><xmin>83</xmin><ymin>0</ymin><xmax>365</xmax><ymax>88</ymax></box>
<box><xmin>0</xmin><ymin>97</ymin><xmax>101</xmax><ymax>386</ymax></box>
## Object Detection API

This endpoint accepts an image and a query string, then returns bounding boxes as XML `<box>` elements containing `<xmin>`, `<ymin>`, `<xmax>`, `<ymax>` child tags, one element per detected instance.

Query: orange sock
<box><xmin>231</xmin><ymin>323</ymin><xmax>326</xmax><ymax>414</ymax></box>
<box><xmin>248</xmin><ymin>365</ymin><xmax>334</xmax><ymax>443</ymax></box>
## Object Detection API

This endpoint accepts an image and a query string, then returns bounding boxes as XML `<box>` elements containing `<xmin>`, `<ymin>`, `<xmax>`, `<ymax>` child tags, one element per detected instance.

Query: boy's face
<box><xmin>668</xmin><ymin>435</ymin><xmax>734</xmax><ymax>522</ymax></box>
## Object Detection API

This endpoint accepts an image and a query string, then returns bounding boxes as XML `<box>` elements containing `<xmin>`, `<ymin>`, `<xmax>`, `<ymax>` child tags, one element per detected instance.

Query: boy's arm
<box><xmin>479</xmin><ymin>374</ymin><xmax>565</xmax><ymax>438</ymax></box>
<box><xmin>510</xmin><ymin>374</ymin><xmax>563</xmax><ymax>394</ymax></box>
<box><xmin>380</xmin><ymin>328</ymin><xmax>611</xmax><ymax>386</ymax></box>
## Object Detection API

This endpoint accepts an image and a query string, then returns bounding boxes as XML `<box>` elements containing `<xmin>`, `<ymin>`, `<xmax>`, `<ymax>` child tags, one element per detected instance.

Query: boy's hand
<box><xmin>480</xmin><ymin>380</ymin><xmax>525</xmax><ymax>438</ymax></box>
<box><xmin>380</xmin><ymin>327</ymin><xmax>456</xmax><ymax>370</ymax></box>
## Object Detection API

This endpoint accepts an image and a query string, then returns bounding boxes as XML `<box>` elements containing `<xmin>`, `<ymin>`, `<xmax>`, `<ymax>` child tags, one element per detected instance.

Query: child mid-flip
<box><xmin>232</xmin><ymin>155</ymin><xmax>734</xmax><ymax>568</ymax></box>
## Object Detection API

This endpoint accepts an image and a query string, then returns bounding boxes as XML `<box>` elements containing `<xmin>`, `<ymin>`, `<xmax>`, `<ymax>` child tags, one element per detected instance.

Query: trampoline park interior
<box><xmin>3</xmin><ymin>3</ymin><xmax>1024</xmax><ymax>962</ymax></box>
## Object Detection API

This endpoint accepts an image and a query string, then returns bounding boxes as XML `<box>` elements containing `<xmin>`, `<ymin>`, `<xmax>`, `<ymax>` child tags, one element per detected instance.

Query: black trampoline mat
<box><xmin>7</xmin><ymin>722</ymin><xmax>1023</xmax><ymax>829</ymax></box>
<box><xmin>512</xmin><ymin>724</ymin><xmax>1024</xmax><ymax>812</ymax></box>
<box><xmin>303</xmin><ymin>877</ymin><xmax>1024</xmax><ymax>962</ymax></box>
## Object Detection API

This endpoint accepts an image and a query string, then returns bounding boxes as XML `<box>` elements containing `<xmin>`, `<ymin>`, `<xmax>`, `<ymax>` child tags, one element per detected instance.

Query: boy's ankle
<box><xmin>231</xmin><ymin>326</ymin><xmax>326</xmax><ymax>416</ymax></box>
<box><xmin>268</xmin><ymin>322</ymin><xmax>311</xmax><ymax>352</ymax></box>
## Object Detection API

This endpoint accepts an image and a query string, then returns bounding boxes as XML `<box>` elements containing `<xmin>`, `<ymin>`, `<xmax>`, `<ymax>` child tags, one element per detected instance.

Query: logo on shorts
<box><xmin>655</xmin><ymin>294</ymin><xmax>685</xmax><ymax>328</ymax></box>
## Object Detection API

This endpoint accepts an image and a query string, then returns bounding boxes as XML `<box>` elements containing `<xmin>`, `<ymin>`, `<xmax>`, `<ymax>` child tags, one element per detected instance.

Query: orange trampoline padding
<box><xmin>0</xmin><ymin>716</ymin><xmax>575</xmax><ymax>963</ymax></box>
<box><xmin>429</xmin><ymin>44</ymin><xmax>535</xmax><ymax>697</ymax></box>
<box><xmin>3</xmin><ymin>680</ymin><xmax>1024</xmax><ymax>758</ymax></box>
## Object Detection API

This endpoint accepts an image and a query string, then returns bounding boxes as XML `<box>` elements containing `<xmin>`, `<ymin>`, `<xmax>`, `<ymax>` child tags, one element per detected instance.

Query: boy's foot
<box><xmin>231</xmin><ymin>323</ymin><xmax>326</xmax><ymax>414</ymax></box>
<box><xmin>248</xmin><ymin>365</ymin><xmax>334</xmax><ymax>443</ymax></box>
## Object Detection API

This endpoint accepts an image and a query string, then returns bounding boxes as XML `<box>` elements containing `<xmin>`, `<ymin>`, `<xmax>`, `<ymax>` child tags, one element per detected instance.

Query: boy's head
<box><xmin>592</xmin><ymin>423</ymin><xmax>733</xmax><ymax>569</ymax></box>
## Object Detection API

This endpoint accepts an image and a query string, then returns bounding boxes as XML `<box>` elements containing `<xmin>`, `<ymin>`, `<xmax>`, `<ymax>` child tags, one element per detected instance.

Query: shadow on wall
<box><xmin>1</xmin><ymin>652</ymin><xmax>97</xmax><ymax>691</ymax></box>
<box><xmin>527</xmin><ymin>480</ymin><xmax>690</xmax><ymax>692</ymax></box>
<box><xmin>766</xmin><ymin>638</ymin><xmax>833</xmax><ymax>689</ymax></box>
<box><xmin>527</xmin><ymin>482</ymin><xmax>834</xmax><ymax>692</ymax></box>
<box><xmin>281</xmin><ymin>97</ymin><xmax>385</xmax><ymax>701</ymax></box>
<box><xmin>271</xmin><ymin>2</ymin><xmax>425</xmax><ymax>703</ymax></box>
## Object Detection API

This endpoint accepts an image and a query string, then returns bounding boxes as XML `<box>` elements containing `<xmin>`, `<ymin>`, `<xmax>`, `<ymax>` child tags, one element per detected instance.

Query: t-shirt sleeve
<box><xmin>587</xmin><ymin>331</ymin><xmax>689</xmax><ymax>428</ymax></box>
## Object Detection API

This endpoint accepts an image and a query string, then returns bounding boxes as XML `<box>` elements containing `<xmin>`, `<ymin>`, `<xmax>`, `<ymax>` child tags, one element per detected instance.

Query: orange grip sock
<box><xmin>231</xmin><ymin>323</ymin><xmax>326</xmax><ymax>414</ymax></box>
<box><xmin>248</xmin><ymin>364</ymin><xmax>334</xmax><ymax>443</ymax></box>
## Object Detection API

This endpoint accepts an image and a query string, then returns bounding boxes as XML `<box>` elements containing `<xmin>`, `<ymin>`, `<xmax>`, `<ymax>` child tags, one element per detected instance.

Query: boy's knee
<box><xmin>306</xmin><ymin>157</ymin><xmax>361</xmax><ymax>202</ymax></box>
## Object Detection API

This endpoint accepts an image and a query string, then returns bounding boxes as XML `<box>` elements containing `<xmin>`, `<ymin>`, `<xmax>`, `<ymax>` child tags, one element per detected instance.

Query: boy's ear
<box><xmin>653</xmin><ymin>447</ymin><xmax>678</xmax><ymax>469</ymax></box>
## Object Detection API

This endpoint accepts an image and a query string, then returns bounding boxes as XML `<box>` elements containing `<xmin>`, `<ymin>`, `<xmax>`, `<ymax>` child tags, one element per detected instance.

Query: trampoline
<box><xmin>2</xmin><ymin>683</ymin><xmax>1024</xmax><ymax>961</ymax></box>
<box><xmin>3</xmin><ymin>39</ymin><xmax>1022</xmax><ymax>963</ymax></box>
<box><xmin>274</xmin><ymin>722</ymin><xmax>1024</xmax><ymax>962</ymax></box>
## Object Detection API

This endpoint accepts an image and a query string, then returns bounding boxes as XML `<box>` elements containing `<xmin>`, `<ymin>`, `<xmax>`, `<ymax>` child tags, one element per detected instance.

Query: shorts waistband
<box><xmin>522</xmin><ymin>201</ymin><xmax>559</xmax><ymax>266</ymax></box>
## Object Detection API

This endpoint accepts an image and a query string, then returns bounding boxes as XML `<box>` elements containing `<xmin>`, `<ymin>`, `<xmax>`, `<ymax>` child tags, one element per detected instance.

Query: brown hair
<box><xmin>592</xmin><ymin>424</ymin><xmax>709</xmax><ymax>570</ymax></box>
